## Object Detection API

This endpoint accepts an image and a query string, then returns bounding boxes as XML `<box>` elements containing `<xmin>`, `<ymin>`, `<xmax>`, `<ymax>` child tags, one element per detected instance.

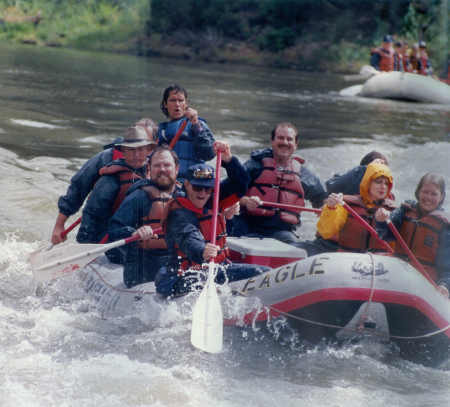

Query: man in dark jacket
<box><xmin>230</xmin><ymin>122</ymin><xmax>327</xmax><ymax>244</ymax></box>
<box><xmin>51</xmin><ymin>118</ymin><xmax>157</xmax><ymax>244</ymax></box>
<box><xmin>107</xmin><ymin>146</ymin><xmax>182</xmax><ymax>287</ymax></box>
<box><xmin>76</xmin><ymin>125</ymin><xmax>157</xmax><ymax>245</ymax></box>
<box><xmin>155</xmin><ymin>141</ymin><xmax>268</xmax><ymax>298</ymax></box>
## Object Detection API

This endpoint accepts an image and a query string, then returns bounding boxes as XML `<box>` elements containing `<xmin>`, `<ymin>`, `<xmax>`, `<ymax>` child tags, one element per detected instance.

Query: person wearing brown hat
<box><xmin>51</xmin><ymin>119</ymin><xmax>158</xmax><ymax>245</ymax></box>
<box><xmin>75</xmin><ymin>125</ymin><xmax>158</xmax><ymax>247</ymax></box>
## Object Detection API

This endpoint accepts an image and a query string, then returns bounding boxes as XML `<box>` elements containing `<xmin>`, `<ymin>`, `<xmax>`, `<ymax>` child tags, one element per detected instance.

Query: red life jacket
<box><xmin>98</xmin><ymin>164</ymin><xmax>145</xmax><ymax>213</ymax></box>
<box><xmin>372</xmin><ymin>47</ymin><xmax>395</xmax><ymax>71</ymax></box>
<box><xmin>394</xmin><ymin>52</ymin><xmax>403</xmax><ymax>71</ymax></box>
<box><xmin>246</xmin><ymin>156</ymin><xmax>305</xmax><ymax>225</ymax></box>
<box><xmin>418</xmin><ymin>52</ymin><xmax>430</xmax><ymax>75</ymax></box>
<box><xmin>335</xmin><ymin>195</ymin><xmax>395</xmax><ymax>252</ymax></box>
<box><xmin>139</xmin><ymin>185</ymin><xmax>173</xmax><ymax>250</ymax></box>
<box><xmin>112</xmin><ymin>148</ymin><xmax>123</xmax><ymax>160</ymax></box>
<box><xmin>396</xmin><ymin>204</ymin><xmax>449</xmax><ymax>281</ymax></box>
<box><xmin>166</xmin><ymin>197</ymin><xmax>228</xmax><ymax>272</ymax></box>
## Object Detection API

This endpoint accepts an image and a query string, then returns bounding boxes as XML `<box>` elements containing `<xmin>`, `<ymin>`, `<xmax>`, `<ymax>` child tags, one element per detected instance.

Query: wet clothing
<box><xmin>230</xmin><ymin>148</ymin><xmax>326</xmax><ymax>244</ymax></box>
<box><xmin>378</xmin><ymin>201</ymin><xmax>450</xmax><ymax>290</ymax></box>
<box><xmin>155</xmin><ymin>156</ymin><xmax>266</xmax><ymax>297</ymax></box>
<box><xmin>158</xmin><ymin>118</ymin><xmax>215</xmax><ymax>180</ymax></box>
<box><xmin>76</xmin><ymin>159</ymin><xmax>147</xmax><ymax>245</ymax></box>
<box><xmin>58</xmin><ymin>146</ymin><xmax>122</xmax><ymax>217</ymax></box>
<box><xmin>370</xmin><ymin>47</ymin><xmax>395</xmax><ymax>71</ymax></box>
<box><xmin>107</xmin><ymin>180</ymin><xmax>182</xmax><ymax>288</ymax></box>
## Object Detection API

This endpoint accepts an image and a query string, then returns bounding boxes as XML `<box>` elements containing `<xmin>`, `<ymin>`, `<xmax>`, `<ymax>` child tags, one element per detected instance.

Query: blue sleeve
<box><xmin>300</xmin><ymin>166</ymin><xmax>327</xmax><ymax>208</ymax></box>
<box><xmin>191</xmin><ymin>119</ymin><xmax>215</xmax><ymax>162</ymax></box>
<box><xmin>107</xmin><ymin>190</ymin><xmax>150</xmax><ymax>241</ymax></box>
<box><xmin>76</xmin><ymin>175</ymin><xmax>119</xmax><ymax>243</ymax></box>
<box><xmin>325</xmin><ymin>166</ymin><xmax>366</xmax><ymax>195</ymax></box>
<box><xmin>219</xmin><ymin>156</ymin><xmax>250</xmax><ymax>199</ymax></box>
<box><xmin>58</xmin><ymin>149</ymin><xmax>113</xmax><ymax>216</ymax></box>
<box><xmin>370</xmin><ymin>53</ymin><xmax>380</xmax><ymax>70</ymax></box>
<box><xmin>166</xmin><ymin>209</ymin><xmax>206</xmax><ymax>264</ymax></box>
<box><xmin>244</xmin><ymin>157</ymin><xmax>263</xmax><ymax>184</ymax></box>
<box><xmin>436</xmin><ymin>226</ymin><xmax>450</xmax><ymax>290</ymax></box>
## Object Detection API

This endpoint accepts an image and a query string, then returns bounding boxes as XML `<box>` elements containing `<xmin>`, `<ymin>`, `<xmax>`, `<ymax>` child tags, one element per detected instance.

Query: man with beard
<box><xmin>230</xmin><ymin>122</ymin><xmax>326</xmax><ymax>245</ymax></box>
<box><xmin>107</xmin><ymin>145</ymin><xmax>181</xmax><ymax>288</ymax></box>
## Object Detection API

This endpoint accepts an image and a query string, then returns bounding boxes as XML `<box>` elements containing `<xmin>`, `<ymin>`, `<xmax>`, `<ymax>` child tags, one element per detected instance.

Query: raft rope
<box><xmin>81</xmin><ymin>258</ymin><xmax>449</xmax><ymax>340</ymax></box>
<box><xmin>235</xmin><ymin>253</ymin><xmax>450</xmax><ymax>341</ymax></box>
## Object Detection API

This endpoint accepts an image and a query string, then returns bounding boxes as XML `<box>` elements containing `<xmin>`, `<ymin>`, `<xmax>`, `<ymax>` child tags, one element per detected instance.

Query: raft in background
<box><xmin>340</xmin><ymin>69</ymin><xmax>450</xmax><ymax>105</ymax></box>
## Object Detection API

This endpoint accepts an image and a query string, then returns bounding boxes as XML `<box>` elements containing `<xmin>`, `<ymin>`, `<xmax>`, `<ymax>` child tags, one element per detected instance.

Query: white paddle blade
<box><xmin>190</xmin><ymin>264</ymin><xmax>223</xmax><ymax>353</ymax></box>
<box><xmin>29</xmin><ymin>241</ymin><xmax>104</xmax><ymax>282</ymax></box>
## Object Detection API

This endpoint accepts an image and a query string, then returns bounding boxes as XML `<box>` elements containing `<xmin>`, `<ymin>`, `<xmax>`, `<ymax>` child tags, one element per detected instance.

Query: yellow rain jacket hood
<box><xmin>317</xmin><ymin>162</ymin><xmax>393</xmax><ymax>239</ymax></box>
<box><xmin>359</xmin><ymin>162</ymin><xmax>393</xmax><ymax>208</ymax></box>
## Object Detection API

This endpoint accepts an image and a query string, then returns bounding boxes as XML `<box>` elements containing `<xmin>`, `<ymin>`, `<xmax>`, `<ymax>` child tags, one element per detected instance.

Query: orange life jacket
<box><xmin>166</xmin><ymin>197</ymin><xmax>229</xmax><ymax>272</ymax></box>
<box><xmin>396</xmin><ymin>203</ymin><xmax>449</xmax><ymax>281</ymax></box>
<box><xmin>335</xmin><ymin>195</ymin><xmax>395</xmax><ymax>252</ymax></box>
<box><xmin>138</xmin><ymin>185</ymin><xmax>173</xmax><ymax>250</ymax></box>
<box><xmin>372</xmin><ymin>47</ymin><xmax>395</xmax><ymax>71</ymax></box>
<box><xmin>246</xmin><ymin>156</ymin><xmax>305</xmax><ymax>224</ymax></box>
<box><xmin>418</xmin><ymin>52</ymin><xmax>430</xmax><ymax>75</ymax></box>
<box><xmin>98</xmin><ymin>164</ymin><xmax>145</xmax><ymax>213</ymax></box>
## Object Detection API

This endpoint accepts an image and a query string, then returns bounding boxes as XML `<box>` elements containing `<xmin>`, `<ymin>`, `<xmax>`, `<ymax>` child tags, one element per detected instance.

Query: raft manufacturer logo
<box><xmin>240</xmin><ymin>255</ymin><xmax>329</xmax><ymax>293</ymax></box>
<box><xmin>352</xmin><ymin>261</ymin><xmax>388</xmax><ymax>277</ymax></box>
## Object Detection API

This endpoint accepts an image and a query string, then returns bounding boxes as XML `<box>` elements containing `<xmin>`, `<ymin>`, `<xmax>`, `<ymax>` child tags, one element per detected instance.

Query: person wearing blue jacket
<box><xmin>157</xmin><ymin>84</ymin><xmax>215</xmax><ymax>180</ymax></box>
<box><xmin>155</xmin><ymin>142</ymin><xmax>268</xmax><ymax>298</ymax></box>
<box><xmin>325</xmin><ymin>151</ymin><xmax>388</xmax><ymax>195</ymax></box>
<box><xmin>76</xmin><ymin>125</ymin><xmax>157</xmax><ymax>246</ymax></box>
<box><xmin>107</xmin><ymin>146</ymin><xmax>182</xmax><ymax>287</ymax></box>
<box><xmin>230</xmin><ymin>122</ymin><xmax>327</xmax><ymax>245</ymax></box>
<box><xmin>51</xmin><ymin>118</ymin><xmax>157</xmax><ymax>244</ymax></box>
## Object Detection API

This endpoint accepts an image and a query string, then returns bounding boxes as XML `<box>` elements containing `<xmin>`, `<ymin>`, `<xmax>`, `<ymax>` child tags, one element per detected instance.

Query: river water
<box><xmin>0</xmin><ymin>43</ymin><xmax>449</xmax><ymax>407</ymax></box>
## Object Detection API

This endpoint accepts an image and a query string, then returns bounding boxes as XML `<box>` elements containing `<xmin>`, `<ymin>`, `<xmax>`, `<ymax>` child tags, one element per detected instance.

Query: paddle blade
<box><xmin>190</xmin><ymin>264</ymin><xmax>223</xmax><ymax>353</ymax></box>
<box><xmin>29</xmin><ymin>241</ymin><xmax>106</xmax><ymax>282</ymax></box>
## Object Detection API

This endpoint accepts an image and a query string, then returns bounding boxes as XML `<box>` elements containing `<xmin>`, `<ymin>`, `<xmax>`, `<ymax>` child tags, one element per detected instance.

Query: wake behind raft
<box><xmin>76</xmin><ymin>237</ymin><xmax>449</xmax><ymax>367</ymax></box>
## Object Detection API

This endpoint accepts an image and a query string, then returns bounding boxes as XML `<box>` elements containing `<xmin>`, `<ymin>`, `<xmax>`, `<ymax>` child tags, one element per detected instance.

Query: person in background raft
<box><xmin>155</xmin><ymin>142</ymin><xmax>268</xmax><ymax>298</ymax></box>
<box><xmin>417</xmin><ymin>41</ymin><xmax>432</xmax><ymax>76</ymax></box>
<box><xmin>296</xmin><ymin>162</ymin><xmax>395</xmax><ymax>255</ymax></box>
<box><xmin>51</xmin><ymin>118</ymin><xmax>157</xmax><ymax>244</ymax></box>
<box><xmin>158</xmin><ymin>84</ymin><xmax>215</xmax><ymax>180</ymax></box>
<box><xmin>76</xmin><ymin>125</ymin><xmax>157</xmax><ymax>247</ymax></box>
<box><xmin>377</xmin><ymin>173</ymin><xmax>450</xmax><ymax>297</ymax></box>
<box><xmin>229</xmin><ymin>122</ymin><xmax>326</xmax><ymax>245</ymax></box>
<box><xmin>393</xmin><ymin>41</ymin><xmax>404</xmax><ymax>72</ymax></box>
<box><xmin>370</xmin><ymin>35</ymin><xmax>395</xmax><ymax>72</ymax></box>
<box><xmin>107</xmin><ymin>146</ymin><xmax>182</xmax><ymax>287</ymax></box>
<box><xmin>325</xmin><ymin>150</ymin><xmax>388</xmax><ymax>195</ymax></box>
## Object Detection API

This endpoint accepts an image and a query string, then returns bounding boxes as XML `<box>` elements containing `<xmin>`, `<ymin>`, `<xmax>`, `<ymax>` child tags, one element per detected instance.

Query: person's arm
<box><xmin>325</xmin><ymin>166</ymin><xmax>366</xmax><ymax>195</ymax></box>
<box><xmin>435</xmin><ymin>226</ymin><xmax>450</xmax><ymax>295</ymax></box>
<box><xmin>301</xmin><ymin>166</ymin><xmax>327</xmax><ymax>208</ymax></box>
<box><xmin>166</xmin><ymin>209</ymin><xmax>206</xmax><ymax>264</ymax></box>
<box><xmin>191</xmin><ymin>118</ymin><xmax>215</xmax><ymax>162</ymax></box>
<box><xmin>316</xmin><ymin>193</ymin><xmax>348</xmax><ymax>239</ymax></box>
<box><xmin>76</xmin><ymin>176</ymin><xmax>119</xmax><ymax>243</ymax></box>
<box><xmin>370</xmin><ymin>52</ymin><xmax>380</xmax><ymax>70</ymax></box>
<box><xmin>57</xmin><ymin>149</ymin><xmax>114</xmax><ymax>217</ymax></box>
<box><xmin>107</xmin><ymin>190</ymin><xmax>149</xmax><ymax>241</ymax></box>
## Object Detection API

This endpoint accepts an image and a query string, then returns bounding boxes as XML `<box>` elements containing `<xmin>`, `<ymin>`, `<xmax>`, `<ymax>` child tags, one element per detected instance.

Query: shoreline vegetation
<box><xmin>0</xmin><ymin>0</ymin><xmax>448</xmax><ymax>75</ymax></box>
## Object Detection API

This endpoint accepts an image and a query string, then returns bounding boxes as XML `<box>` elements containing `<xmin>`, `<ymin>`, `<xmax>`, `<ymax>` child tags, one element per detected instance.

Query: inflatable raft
<box><xmin>340</xmin><ymin>69</ymin><xmax>450</xmax><ymax>105</ymax></box>
<box><xmin>78</xmin><ymin>237</ymin><xmax>450</xmax><ymax>366</ymax></box>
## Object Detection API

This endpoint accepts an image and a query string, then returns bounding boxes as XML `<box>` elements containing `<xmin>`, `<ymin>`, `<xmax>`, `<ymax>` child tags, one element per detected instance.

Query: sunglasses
<box><xmin>191</xmin><ymin>185</ymin><xmax>213</xmax><ymax>193</ymax></box>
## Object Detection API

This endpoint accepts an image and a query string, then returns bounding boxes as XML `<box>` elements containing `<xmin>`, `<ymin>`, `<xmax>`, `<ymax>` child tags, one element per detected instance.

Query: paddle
<box><xmin>386</xmin><ymin>220</ymin><xmax>437</xmax><ymax>287</ymax></box>
<box><xmin>168</xmin><ymin>119</ymin><xmax>188</xmax><ymax>149</ymax></box>
<box><xmin>30</xmin><ymin>227</ymin><xmax>161</xmax><ymax>283</ymax></box>
<box><xmin>342</xmin><ymin>202</ymin><xmax>393</xmax><ymax>253</ymax></box>
<box><xmin>260</xmin><ymin>201</ymin><xmax>322</xmax><ymax>214</ymax></box>
<box><xmin>190</xmin><ymin>151</ymin><xmax>223</xmax><ymax>354</ymax></box>
<box><xmin>62</xmin><ymin>216</ymin><xmax>82</xmax><ymax>237</ymax></box>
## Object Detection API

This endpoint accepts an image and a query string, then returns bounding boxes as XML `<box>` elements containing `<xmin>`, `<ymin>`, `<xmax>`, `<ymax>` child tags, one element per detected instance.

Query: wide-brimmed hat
<box><xmin>119</xmin><ymin>126</ymin><xmax>158</xmax><ymax>148</ymax></box>
<box><xmin>186</xmin><ymin>163</ymin><xmax>215</xmax><ymax>188</ymax></box>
